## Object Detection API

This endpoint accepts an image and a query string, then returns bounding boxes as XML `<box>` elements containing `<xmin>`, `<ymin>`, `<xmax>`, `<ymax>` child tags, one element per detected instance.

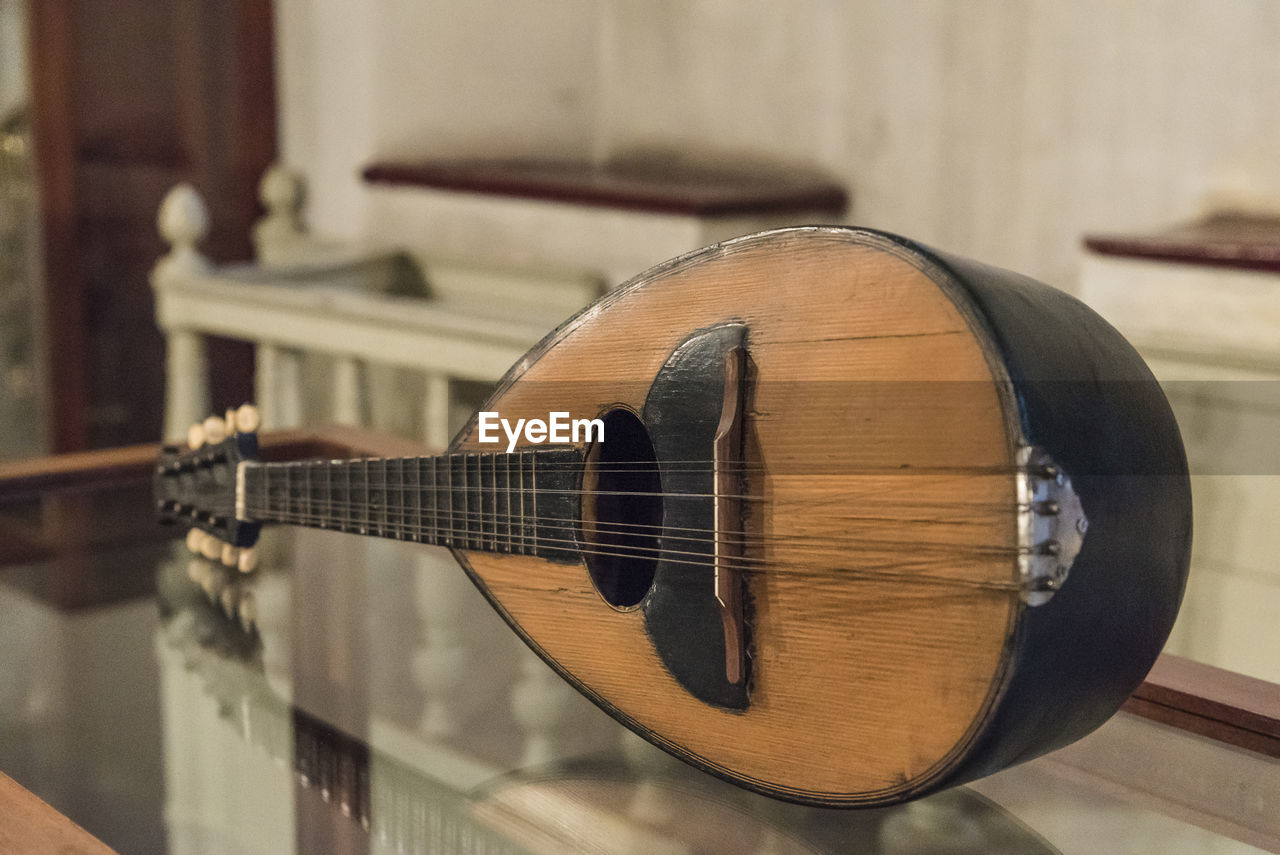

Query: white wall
<box><xmin>275</xmin><ymin>0</ymin><xmax>1280</xmax><ymax>288</ymax></box>
<box><xmin>0</xmin><ymin>0</ymin><xmax>27</xmax><ymax>120</ymax></box>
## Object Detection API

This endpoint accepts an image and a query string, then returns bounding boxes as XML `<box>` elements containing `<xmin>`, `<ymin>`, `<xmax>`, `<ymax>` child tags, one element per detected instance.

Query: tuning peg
<box><xmin>199</xmin><ymin>531</ymin><xmax>222</xmax><ymax>561</ymax></box>
<box><xmin>220</xmin><ymin>585</ymin><xmax>240</xmax><ymax>618</ymax></box>
<box><xmin>238</xmin><ymin>589</ymin><xmax>257</xmax><ymax>631</ymax></box>
<box><xmin>203</xmin><ymin>415</ymin><xmax>227</xmax><ymax>444</ymax></box>
<box><xmin>237</xmin><ymin>546</ymin><xmax>259</xmax><ymax>573</ymax></box>
<box><xmin>185</xmin><ymin>527</ymin><xmax>204</xmax><ymax>553</ymax></box>
<box><xmin>225</xmin><ymin>408</ymin><xmax>238</xmax><ymax>434</ymax></box>
<box><xmin>187</xmin><ymin>558</ymin><xmax>208</xmax><ymax>585</ymax></box>
<box><xmin>188</xmin><ymin>421</ymin><xmax>205</xmax><ymax>449</ymax></box>
<box><xmin>201</xmin><ymin>564</ymin><xmax>229</xmax><ymax>599</ymax></box>
<box><xmin>221</xmin><ymin>543</ymin><xmax>239</xmax><ymax>568</ymax></box>
<box><xmin>234</xmin><ymin>403</ymin><xmax>261</xmax><ymax>434</ymax></box>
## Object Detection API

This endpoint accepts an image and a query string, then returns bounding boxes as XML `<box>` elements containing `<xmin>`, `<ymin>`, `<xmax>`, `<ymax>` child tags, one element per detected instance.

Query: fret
<box><xmin>259</xmin><ymin>465</ymin><xmax>267</xmax><ymax>522</ymax></box>
<box><xmin>494</xmin><ymin>454</ymin><xmax>509</xmax><ymax>552</ymax></box>
<box><xmin>516</xmin><ymin>451</ymin><xmax>528</xmax><ymax>555</ymax></box>
<box><xmin>282</xmin><ymin>463</ymin><xmax>292</xmax><ymax>524</ymax></box>
<box><xmin>390</xmin><ymin>457</ymin><xmax>406</xmax><ymax>540</ymax></box>
<box><xmin>321</xmin><ymin>461</ymin><xmax>332</xmax><ymax>531</ymax></box>
<box><xmin>345</xmin><ymin>460</ymin><xmax>356</xmax><ymax>534</ymax></box>
<box><xmin>291</xmin><ymin>462</ymin><xmax>301</xmax><ymax>524</ymax></box>
<box><xmin>451</xmin><ymin>454</ymin><xmax>466</xmax><ymax>549</ymax></box>
<box><xmin>514</xmin><ymin>451</ymin><xmax>525</xmax><ymax>554</ymax></box>
<box><xmin>426</xmin><ymin>456</ymin><xmax>439</xmax><ymax>545</ymax></box>
<box><xmin>407</xmin><ymin>457</ymin><xmax>421</xmax><ymax>542</ymax></box>
<box><xmin>369</xmin><ymin>458</ymin><xmax>386</xmax><ymax>538</ymax></box>
<box><xmin>352</xmin><ymin>460</ymin><xmax>364</xmax><ymax>534</ymax></box>
<box><xmin>385</xmin><ymin>458</ymin><xmax>397</xmax><ymax>538</ymax></box>
<box><xmin>453</xmin><ymin>453</ymin><xmax>468</xmax><ymax>547</ymax></box>
<box><xmin>435</xmin><ymin>458</ymin><xmax>445</xmax><ymax>545</ymax></box>
<box><xmin>470</xmin><ymin>453</ymin><xmax>488</xmax><ymax>550</ymax></box>
<box><xmin>530</xmin><ymin>451</ymin><xmax>539</xmax><ymax>554</ymax></box>
<box><xmin>306</xmin><ymin>462</ymin><xmax>320</xmax><ymax>528</ymax></box>
<box><xmin>333</xmin><ymin>460</ymin><xmax>347</xmax><ymax>533</ymax></box>
<box><xmin>302</xmin><ymin>461</ymin><xmax>312</xmax><ymax>525</ymax></box>
<box><xmin>254</xmin><ymin>465</ymin><xmax>266</xmax><ymax>522</ymax></box>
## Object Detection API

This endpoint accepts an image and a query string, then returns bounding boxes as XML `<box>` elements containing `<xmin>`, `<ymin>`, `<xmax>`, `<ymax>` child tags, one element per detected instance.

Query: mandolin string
<box><xmin>239</xmin><ymin>493</ymin><xmax>1024</xmax><ymax>552</ymax></box>
<box><xmin>259</xmin><ymin>480</ymin><xmax>1024</xmax><ymax>505</ymax></box>
<box><xmin>230</xmin><ymin>503</ymin><xmax>1024</xmax><ymax>591</ymax></box>
<box><xmin>238</xmin><ymin>500</ymin><xmax>1027</xmax><ymax>566</ymax></box>
<box><xmin>242</xmin><ymin>490</ymin><xmax>1022</xmax><ymax>532</ymax></box>
<box><xmin>234</xmin><ymin>484</ymin><xmax>1025</xmax><ymax>549</ymax></box>
<box><xmin>227</xmin><ymin>516</ymin><xmax>1024</xmax><ymax>593</ymax></box>
<box><xmin>191</xmin><ymin>457</ymin><xmax>1034</xmax><ymax>591</ymax></box>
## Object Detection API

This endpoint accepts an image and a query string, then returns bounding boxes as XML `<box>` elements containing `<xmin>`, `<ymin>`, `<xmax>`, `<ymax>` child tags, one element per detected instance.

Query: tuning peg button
<box><xmin>188</xmin><ymin>422</ymin><xmax>205</xmax><ymax>449</ymax></box>
<box><xmin>221</xmin><ymin>543</ymin><xmax>239</xmax><ymax>567</ymax></box>
<box><xmin>220</xmin><ymin>585</ymin><xmax>239</xmax><ymax>618</ymax></box>
<box><xmin>186</xmin><ymin>558</ymin><xmax>207</xmax><ymax>585</ymax></box>
<box><xmin>199</xmin><ymin>532</ymin><xmax>222</xmax><ymax>560</ymax></box>
<box><xmin>203</xmin><ymin>415</ymin><xmax>227</xmax><ymax>444</ymax></box>
<box><xmin>237</xmin><ymin>546</ymin><xmax>259</xmax><ymax>573</ymax></box>
<box><xmin>238</xmin><ymin>590</ymin><xmax>257</xmax><ymax>630</ymax></box>
<box><xmin>185</xmin><ymin>527</ymin><xmax>203</xmax><ymax>553</ymax></box>
<box><xmin>235</xmin><ymin>403</ymin><xmax>261</xmax><ymax>434</ymax></box>
<box><xmin>201</xmin><ymin>564</ymin><xmax>228</xmax><ymax>599</ymax></box>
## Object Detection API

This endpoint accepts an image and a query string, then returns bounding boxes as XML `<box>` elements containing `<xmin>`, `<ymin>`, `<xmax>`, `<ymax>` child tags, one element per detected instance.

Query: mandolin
<box><xmin>155</xmin><ymin>226</ymin><xmax>1191</xmax><ymax>807</ymax></box>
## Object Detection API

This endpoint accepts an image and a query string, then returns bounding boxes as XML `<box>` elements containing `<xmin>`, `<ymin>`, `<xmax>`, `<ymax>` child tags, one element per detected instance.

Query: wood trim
<box><xmin>0</xmin><ymin>426</ymin><xmax>429</xmax><ymax>502</ymax></box>
<box><xmin>1084</xmin><ymin>214</ymin><xmax>1280</xmax><ymax>274</ymax></box>
<box><xmin>27</xmin><ymin>1</ymin><xmax>89</xmax><ymax>452</ymax></box>
<box><xmin>362</xmin><ymin>158</ymin><xmax>849</xmax><ymax>217</ymax></box>
<box><xmin>0</xmin><ymin>771</ymin><xmax>118</xmax><ymax>854</ymax></box>
<box><xmin>1124</xmin><ymin>654</ymin><xmax>1280</xmax><ymax>758</ymax></box>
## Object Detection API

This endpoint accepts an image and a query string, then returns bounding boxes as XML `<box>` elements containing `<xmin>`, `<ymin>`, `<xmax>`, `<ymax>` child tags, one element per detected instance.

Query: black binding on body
<box><xmin>889</xmin><ymin>235</ymin><xmax>1193</xmax><ymax>788</ymax></box>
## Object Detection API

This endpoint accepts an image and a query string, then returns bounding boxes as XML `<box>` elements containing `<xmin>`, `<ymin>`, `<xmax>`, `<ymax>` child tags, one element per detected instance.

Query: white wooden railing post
<box><xmin>253</xmin><ymin>163</ymin><xmax>307</xmax><ymax>266</ymax></box>
<box><xmin>422</xmin><ymin>373</ymin><xmax>451</xmax><ymax>450</ymax></box>
<box><xmin>412</xmin><ymin>557</ymin><xmax>471</xmax><ymax>737</ymax></box>
<box><xmin>511</xmin><ymin>647</ymin><xmax>573</xmax><ymax>767</ymax></box>
<box><xmin>164</xmin><ymin>330</ymin><xmax>208</xmax><ymax>442</ymax></box>
<box><xmin>153</xmin><ymin>184</ymin><xmax>212</xmax><ymax>440</ymax></box>
<box><xmin>255</xmin><ymin>343</ymin><xmax>304</xmax><ymax>430</ymax></box>
<box><xmin>332</xmin><ymin>356</ymin><xmax>365</xmax><ymax>426</ymax></box>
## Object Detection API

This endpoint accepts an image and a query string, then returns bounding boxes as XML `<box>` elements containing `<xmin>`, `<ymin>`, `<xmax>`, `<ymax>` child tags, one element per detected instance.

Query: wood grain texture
<box><xmin>453</xmin><ymin>229</ymin><xmax>1025</xmax><ymax>804</ymax></box>
<box><xmin>0</xmin><ymin>771</ymin><xmax>118</xmax><ymax>855</ymax></box>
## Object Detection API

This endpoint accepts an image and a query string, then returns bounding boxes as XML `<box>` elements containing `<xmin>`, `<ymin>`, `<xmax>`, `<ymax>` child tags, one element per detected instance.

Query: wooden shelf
<box><xmin>1084</xmin><ymin>214</ymin><xmax>1280</xmax><ymax>274</ymax></box>
<box><xmin>362</xmin><ymin>157</ymin><xmax>849</xmax><ymax>218</ymax></box>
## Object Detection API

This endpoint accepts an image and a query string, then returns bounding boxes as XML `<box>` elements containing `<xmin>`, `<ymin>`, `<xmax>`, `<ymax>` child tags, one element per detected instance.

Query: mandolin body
<box><xmin>448</xmin><ymin>227</ymin><xmax>1191</xmax><ymax>806</ymax></box>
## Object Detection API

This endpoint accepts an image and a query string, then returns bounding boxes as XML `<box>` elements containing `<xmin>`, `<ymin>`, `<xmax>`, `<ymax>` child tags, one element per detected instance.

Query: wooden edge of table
<box><xmin>0</xmin><ymin>425</ymin><xmax>434</xmax><ymax>502</ymax></box>
<box><xmin>0</xmin><ymin>770</ymin><xmax>119</xmax><ymax>855</ymax></box>
<box><xmin>1124</xmin><ymin>654</ymin><xmax>1280</xmax><ymax>758</ymax></box>
<box><xmin>1</xmin><ymin>430</ymin><xmax>1277</xmax><ymax>762</ymax></box>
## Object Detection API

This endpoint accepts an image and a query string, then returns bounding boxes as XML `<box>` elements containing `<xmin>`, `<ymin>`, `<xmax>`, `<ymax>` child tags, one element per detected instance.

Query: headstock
<box><xmin>155</xmin><ymin>403</ymin><xmax>262</xmax><ymax>572</ymax></box>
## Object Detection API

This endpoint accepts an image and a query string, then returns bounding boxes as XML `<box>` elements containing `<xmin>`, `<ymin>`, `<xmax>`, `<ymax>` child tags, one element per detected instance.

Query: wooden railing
<box><xmin>150</xmin><ymin>168</ymin><xmax>602</xmax><ymax>450</ymax></box>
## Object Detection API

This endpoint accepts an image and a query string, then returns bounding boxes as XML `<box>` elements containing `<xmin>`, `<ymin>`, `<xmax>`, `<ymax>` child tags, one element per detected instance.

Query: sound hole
<box><xmin>582</xmin><ymin>408</ymin><xmax>662</xmax><ymax>608</ymax></box>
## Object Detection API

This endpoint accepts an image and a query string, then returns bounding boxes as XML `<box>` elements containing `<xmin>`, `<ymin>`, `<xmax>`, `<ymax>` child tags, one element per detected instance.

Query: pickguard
<box><xmin>642</xmin><ymin>323</ymin><xmax>751</xmax><ymax>710</ymax></box>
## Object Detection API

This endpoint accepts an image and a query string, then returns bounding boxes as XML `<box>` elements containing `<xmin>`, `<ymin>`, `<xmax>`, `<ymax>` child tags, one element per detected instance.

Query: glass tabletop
<box><xmin>0</xmin><ymin>448</ymin><xmax>1276</xmax><ymax>854</ymax></box>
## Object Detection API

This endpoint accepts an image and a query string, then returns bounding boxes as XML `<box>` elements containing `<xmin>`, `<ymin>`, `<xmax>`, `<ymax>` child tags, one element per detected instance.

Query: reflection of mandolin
<box><xmin>472</xmin><ymin>753</ymin><xmax>1060</xmax><ymax>855</ymax></box>
<box><xmin>155</xmin><ymin>227</ymin><xmax>1191</xmax><ymax>807</ymax></box>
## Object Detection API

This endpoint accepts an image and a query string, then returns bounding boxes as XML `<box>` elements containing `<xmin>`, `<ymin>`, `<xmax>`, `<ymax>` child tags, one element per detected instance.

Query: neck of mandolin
<box><xmin>239</xmin><ymin>448</ymin><xmax>583</xmax><ymax>560</ymax></box>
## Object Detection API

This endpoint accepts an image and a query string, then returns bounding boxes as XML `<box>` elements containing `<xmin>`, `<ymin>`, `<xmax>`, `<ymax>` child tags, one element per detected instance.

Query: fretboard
<box><xmin>241</xmin><ymin>449</ymin><xmax>582</xmax><ymax>561</ymax></box>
